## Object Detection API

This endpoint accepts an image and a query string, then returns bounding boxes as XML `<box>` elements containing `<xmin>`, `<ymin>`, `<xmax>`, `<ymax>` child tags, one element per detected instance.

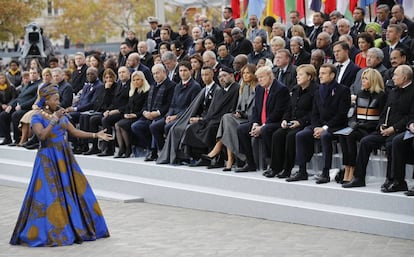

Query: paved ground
<box><xmin>1</xmin><ymin>185</ymin><xmax>413</xmax><ymax>257</ymax></box>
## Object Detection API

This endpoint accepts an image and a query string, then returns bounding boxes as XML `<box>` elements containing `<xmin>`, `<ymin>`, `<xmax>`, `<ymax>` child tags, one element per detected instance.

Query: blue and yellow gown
<box><xmin>10</xmin><ymin>114</ymin><xmax>110</xmax><ymax>246</ymax></box>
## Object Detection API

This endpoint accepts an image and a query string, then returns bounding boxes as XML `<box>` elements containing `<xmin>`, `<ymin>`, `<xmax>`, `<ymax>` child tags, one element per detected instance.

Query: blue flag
<box><xmin>310</xmin><ymin>0</ymin><xmax>321</xmax><ymax>12</ymax></box>
<box><xmin>360</xmin><ymin>0</ymin><xmax>376</xmax><ymax>7</ymax></box>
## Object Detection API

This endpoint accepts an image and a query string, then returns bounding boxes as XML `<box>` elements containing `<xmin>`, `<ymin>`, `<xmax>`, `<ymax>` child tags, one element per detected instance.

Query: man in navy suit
<box><xmin>332</xmin><ymin>41</ymin><xmax>360</xmax><ymax>88</ymax></box>
<box><xmin>381</xmin><ymin>24</ymin><xmax>410</xmax><ymax>69</ymax></box>
<box><xmin>288</xmin><ymin>64</ymin><xmax>350</xmax><ymax>184</ymax></box>
<box><xmin>236</xmin><ymin>66</ymin><xmax>290</xmax><ymax>172</ymax></box>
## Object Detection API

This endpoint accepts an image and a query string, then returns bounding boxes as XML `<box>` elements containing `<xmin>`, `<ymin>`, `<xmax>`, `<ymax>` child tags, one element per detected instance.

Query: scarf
<box><xmin>8</xmin><ymin>68</ymin><xmax>20</xmax><ymax>76</ymax></box>
<box><xmin>319</xmin><ymin>81</ymin><xmax>337</xmax><ymax>105</ymax></box>
<box><xmin>0</xmin><ymin>84</ymin><xmax>8</xmax><ymax>91</ymax></box>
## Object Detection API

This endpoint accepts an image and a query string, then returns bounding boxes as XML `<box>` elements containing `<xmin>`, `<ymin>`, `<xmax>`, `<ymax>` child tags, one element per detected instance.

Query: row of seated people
<box><xmin>1</xmin><ymin>46</ymin><xmax>414</xmax><ymax>196</ymax></box>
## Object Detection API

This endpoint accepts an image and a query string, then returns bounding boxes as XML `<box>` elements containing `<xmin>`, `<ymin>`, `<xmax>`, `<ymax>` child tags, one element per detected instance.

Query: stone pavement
<box><xmin>1</xmin><ymin>185</ymin><xmax>413</xmax><ymax>257</ymax></box>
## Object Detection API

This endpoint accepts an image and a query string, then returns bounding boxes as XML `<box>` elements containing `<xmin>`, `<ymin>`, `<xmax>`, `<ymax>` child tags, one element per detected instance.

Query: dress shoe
<box><xmin>276</xmin><ymin>170</ymin><xmax>291</xmax><ymax>179</ymax></box>
<box><xmin>114</xmin><ymin>153</ymin><xmax>125</xmax><ymax>158</ymax></box>
<box><xmin>188</xmin><ymin>158</ymin><xmax>210</xmax><ymax>167</ymax></box>
<box><xmin>7</xmin><ymin>142</ymin><xmax>18</xmax><ymax>147</ymax></box>
<box><xmin>235</xmin><ymin>164</ymin><xmax>256</xmax><ymax>172</ymax></box>
<box><xmin>381</xmin><ymin>179</ymin><xmax>393</xmax><ymax>191</ymax></box>
<box><xmin>24</xmin><ymin>143</ymin><xmax>39</xmax><ymax>150</ymax></box>
<box><xmin>264</xmin><ymin>169</ymin><xmax>278</xmax><ymax>178</ymax></box>
<box><xmin>83</xmin><ymin>147</ymin><xmax>100</xmax><ymax>155</ymax></box>
<box><xmin>315</xmin><ymin>175</ymin><xmax>330</xmax><ymax>184</ymax></box>
<box><xmin>207</xmin><ymin>155</ymin><xmax>224</xmax><ymax>169</ymax></box>
<box><xmin>286</xmin><ymin>172</ymin><xmax>308</xmax><ymax>182</ymax></box>
<box><xmin>404</xmin><ymin>188</ymin><xmax>414</xmax><ymax>196</ymax></box>
<box><xmin>97</xmin><ymin>149</ymin><xmax>114</xmax><ymax>157</ymax></box>
<box><xmin>222</xmin><ymin>167</ymin><xmax>232</xmax><ymax>172</ymax></box>
<box><xmin>342</xmin><ymin>177</ymin><xmax>366</xmax><ymax>188</ymax></box>
<box><xmin>144</xmin><ymin>151</ymin><xmax>158</xmax><ymax>161</ymax></box>
<box><xmin>201</xmin><ymin>153</ymin><xmax>216</xmax><ymax>161</ymax></box>
<box><xmin>334</xmin><ymin>168</ymin><xmax>345</xmax><ymax>183</ymax></box>
<box><xmin>381</xmin><ymin>180</ymin><xmax>408</xmax><ymax>193</ymax></box>
<box><xmin>0</xmin><ymin>139</ymin><xmax>12</xmax><ymax>145</ymax></box>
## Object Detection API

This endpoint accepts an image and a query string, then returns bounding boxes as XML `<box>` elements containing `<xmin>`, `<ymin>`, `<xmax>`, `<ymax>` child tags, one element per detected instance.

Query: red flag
<box><xmin>350</xmin><ymin>0</ymin><xmax>359</xmax><ymax>13</ymax></box>
<box><xmin>324</xmin><ymin>0</ymin><xmax>336</xmax><ymax>15</ymax></box>
<box><xmin>297</xmin><ymin>0</ymin><xmax>305</xmax><ymax>18</ymax></box>
<box><xmin>231</xmin><ymin>0</ymin><xmax>240</xmax><ymax>18</ymax></box>
<box><xmin>273</xmin><ymin>0</ymin><xmax>286</xmax><ymax>22</ymax></box>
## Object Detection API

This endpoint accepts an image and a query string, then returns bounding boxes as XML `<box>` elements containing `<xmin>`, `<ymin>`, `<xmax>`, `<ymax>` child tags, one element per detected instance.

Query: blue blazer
<box><xmin>339</xmin><ymin>61</ymin><xmax>360</xmax><ymax>88</ymax></box>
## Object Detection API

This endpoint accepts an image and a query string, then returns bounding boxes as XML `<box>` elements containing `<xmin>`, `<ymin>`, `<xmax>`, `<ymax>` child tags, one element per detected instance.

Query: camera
<box><xmin>21</xmin><ymin>22</ymin><xmax>46</xmax><ymax>59</ymax></box>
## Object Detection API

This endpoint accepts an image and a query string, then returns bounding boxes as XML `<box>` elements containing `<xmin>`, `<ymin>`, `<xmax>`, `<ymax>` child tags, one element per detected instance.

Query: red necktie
<box><xmin>261</xmin><ymin>88</ymin><xmax>269</xmax><ymax>124</ymax></box>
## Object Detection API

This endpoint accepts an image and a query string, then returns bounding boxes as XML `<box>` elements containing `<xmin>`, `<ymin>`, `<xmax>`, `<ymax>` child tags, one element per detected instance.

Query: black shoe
<box><xmin>264</xmin><ymin>169</ymin><xmax>278</xmax><ymax>178</ymax></box>
<box><xmin>381</xmin><ymin>179</ymin><xmax>393</xmax><ymax>191</ymax></box>
<box><xmin>72</xmin><ymin>146</ymin><xmax>83</xmax><ymax>154</ymax></box>
<box><xmin>276</xmin><ymin>170</ymin><xmax>291</xmax><ymax>179</ymax></box>
<box><xmin>315</xmin><ymin>175</ymin><xmax>330</xmax><ymax>184</ymax></box>
<box><xmin>222</xmin><ymin>167</ymin><xmax>232</xmax><ymax>172</ymax></box>
<box><xmin>335</xmin><ymin>168</ymin><xmax>345</xmax><ymax>183</ymax></box>
<box><xmin>0</xmin><ymin>139</ymin><xmax>12</xmax><ymax>145</ymax></box>
<box><xmin>381</xmin><ymin>180</ymin><xmax>408</xmax><ymax>193</ymax></box>
<box><xmin>262</xmin><ymin>168</ymin><xmax>272</xmax><ymax>176</ymax></box>
<box><xmin>144</xmin><ymin>151</ymin><xmax>158</xmax><ymax>161</ymax></box>
<box><xmin>83</xmin><ymin>147</ymin><xmax>100</xmax><ymax>155</ymax></box>
<box><xmin>286</xmin><ymin>172</ymin><xmax>308</xmax><ymax>182</ymax></box>
<box><xmin>404</xmin><ymin>187</ymin><xmax>414</xmax><ymax>196</ymax></box>
<box><xmin>97</xmin><ymin>148</ymin><xmax>114</xmax><ymax>157</ymax></box>
<box><xmin>201</xmin><ymin>153</ymin><xmax>216</xmax><ymax>161</ymax></box>
<box><xmin>188</xmin><ymin>158</ymin><xmax>210</xmax><ymax>167</ymax></box>
<box><xmin>313</xmin><ymin>173</ymin><xmax>324</xmax><ymax>180</ymax></box>
<box><xmin>24</xmin><ymin>143</ymin><xmax>39</xmax><ymax>150</ymax></box>
<box><xmin>207</xmin><ymin>155</ymin><xmax>224</xmax><ymax>169</ymax></box>
<box><xmin>7</xmin><ymin>142</ymin><xmax>18</xmax><ymax>147</ymax></box>
<box><xmin>114</xmin><ymin>153</ymin><xmax>125</xmax><ymax>158</ymax></box>
<box><xmin>235</xmin><ymin>164</ymin><xmax>256</xmax><ymax>172</ymax></box>
<box><xmin>342</xmin><ymin>177</ymin><xmax>366</xmax><ymax>188</ymax></box>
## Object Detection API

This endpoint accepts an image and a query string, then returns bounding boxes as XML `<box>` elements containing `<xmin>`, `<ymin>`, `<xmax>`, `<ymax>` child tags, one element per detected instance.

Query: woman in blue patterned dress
<box><xmin>10</xmin><ymin>84</ymin><xmax>112</xmax><ymax>246</ymax></box>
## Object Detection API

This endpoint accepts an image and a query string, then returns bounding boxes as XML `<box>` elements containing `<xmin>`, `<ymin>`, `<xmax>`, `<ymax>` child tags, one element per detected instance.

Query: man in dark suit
<box><xmin>350</xmin><ymin>7</ymin><xmax>367</xmax><ymax>39</ymax></box>
<box><xmin>71</xmin><ymin>52</ymin><xmax>88</xmax><ymax>94</ymax></box>
<box><xmin>236</xmin><ymin>66</ymin><xmax>290</xmax><ymax>172</ymax></box>
<box><xmin>127</xmin><ymin>52</ymin><xmax>155</xmax><ymax>85</ymax></box>
<box><xmin>288</xmin><ymin>64</ymin><xmax>350</xmax><ymax>184</ymax></box>
<box><xmin>308</xmin><ymin>12</ymin><xmax>324</xmax><ymax>46</ymax></box>
<box><xmin>117</xmin><ymin>42</ymin><xmax>132</xmax><ymax>69</ymax></box>
<box><xmin>0</xmin><ymin>68</ymin><xmax>41</xmax><ymax>145</ymax></box>
<box><xmin>161</xmin><ymin>51</ymin><xmax>180</xmax><ymax>84</ymax></box>
<box><xmin>272</xmin><ymin>49</ymin><xmax>297</xmax><ymax>91</ymax></box>
<box><xmin>51</xmin><ymin>68</ymin><xmax>73</xmax><ymax>108</ymax></box>
<box><xmin>202</xmin><ymin>51</ymin><xmax>223</xmax><ymax>84</ymax></box>
<box><xmin>332</xmin><ymin>41</ymin><xmax>360</xmax><ymax>88</ymax></box>
<box><xmin>344</xmin><ymin>65</ymin><xmax>414</xmax><ymax>190</ymax></box>
<box><xmin>137</xmin><ymin>41</ymin><xmax>154</xmax><ymax>69</ymax></box>
<box><xmin>382</xmin><ymin>24</ymin><xmax>410</xmax><ymax>68</ymax></box>
<box><xmin>229</xmin><ymin>27</ymin><xmax>253</xmax><ymax>57</ymax></box>
<box><xmin>131</xmin><ymin>64</ymin><xmax>175</xmax><ymax>160</ymax></box>
<box><xmin>391</xmin><ymin>4</ymin><xmax>414</xmax><ymax>38</ymax></box>
<box><xmin>247</xmin><ymin>36</ymin><xmax>274</xmax><ymax>65</ymax></box>
<box><xmin>218</xmin><ymin>7</ymin><xmax>235</xmax><ymax>31</ymax></box>
<box><xmin>375</xmin><ymin>4</ymin><xmax>390</xmax><ymax>31</ymax></box>
<box><xmin>287</xmin><ymin>10</ymin><xmax>309</xmax><ymax>38</ymax></box>
<box><xmin>203</xmin><ymin>19</ymin><xmax>223</xmax><ymax>44</ymax></box>
<box><xmin>149</xmin><ymin>61</ymin><xmax>201</xmax><ymax>160</ymax></box>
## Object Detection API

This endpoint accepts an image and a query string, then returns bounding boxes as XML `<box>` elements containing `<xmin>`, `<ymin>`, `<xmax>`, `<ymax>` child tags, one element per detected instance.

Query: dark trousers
<box><xmin>391</xmin><ymin>132</ymin><xmax>414</xmax><ymax>181</ymax></box>
<box><xmin>131</xmin><ymin>118</ymin><xmax>152</xmax><ymax>149</ymax></box>
<box><xmin>354</xmin><ymin>133</ymin><xmax>395</xmax><ymax>180</ymax></box>
<box><xmin>237</xmin><ymin>122</ymin><xmax>278</xmax><ymax>168</ymax></box>
<box><xmin>149</xmin><ymin>118</ymin><xmax>176</xmax><ymax>151</ymax></box>
<box><xmin>79</xmin><ymin>113</ymin><xmax>102</xmax><ymax>132</ymax></box>
<box><xmin>0</xmin><ymin>109</ymin><xmax>27</xmax><ymax>141</ymax></box>
<box><xmin>270</xmin><ymin>127</ymin><xmax>302</xmax><ymax>173</ymax></box>
<box><xmin>339</xmin><ymin>129</ymin><xmax>367</xmax><ymax>166</ymax></box>
<box><xmin>102</xmin><ymin>113</ymin><xmax>123</xmax><ymax>135</ymax></box>
<box><xmin>296</xmin><ymin>126</ymin><xmax>335</xmax><ymax>175</ymax></box>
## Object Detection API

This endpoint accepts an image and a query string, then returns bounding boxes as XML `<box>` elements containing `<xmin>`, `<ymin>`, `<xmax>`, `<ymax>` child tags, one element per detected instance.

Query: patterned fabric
<box><xmin>10</xmin><ymin>114</ymin><xmax>109</xmax><ymax>246</ymax></box>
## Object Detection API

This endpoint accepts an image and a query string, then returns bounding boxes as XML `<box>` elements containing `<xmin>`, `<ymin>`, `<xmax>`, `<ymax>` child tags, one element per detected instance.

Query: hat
<box><xmin>37</xmin><ymin>83</ymin><xmax>59</xmax><ymax>108</ymax></box>
<box><xmin>219</xmin><ymin>66</ymin><xmax>234</xmax><ymax>74</ymax></box>
<box><xmin>365</xmin><ymin>22</ymin><xmax>381</xmax><ymax>35</ymax></box>
<box><xmin>147</xmin><ymin>16</ymin><xmax>159</xmax><ymax>23</ymax></box>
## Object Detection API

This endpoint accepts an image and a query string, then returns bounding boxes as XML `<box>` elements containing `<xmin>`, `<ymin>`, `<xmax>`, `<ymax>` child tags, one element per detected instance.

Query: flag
<box><xmin>360</xmin><ymin>0</ymin><xmax>376</xmax><ymax>7</ymax></box>
<box><xmin>286</xmin><ymin>0</ymin><xmax>306</xmax><ymax>18</ymax></box>
<box><xmin>248</xmin><ymin>0</ymin><xmax>265</xmax><ymax>20</ymax></box>
<box><xmin>272</xmin><ymin>0</ymin><xmax>286</xmax><ymax>22</ymax></box>
<box><xmin>349</xmin><ymin>0</ymin><xmax>358</xmax><ymax>13</ymax></box>
<box><xmin>337</xmin><ymin>2</ymin><xmax>352</xmax><ymax>20</ymax></box>
<box><xmin>323</xmin><ymin>0</ymin><xmax>336</xmax><ymax>15</ymax></box>
<box><xmin>231</xmin><ymin>0</ymin><xmax>241</xmax><ymax>18</ymax></box>
<box><xmin>309</xmin><ymin>0</ymin><xmax>321</xmax><ymax>12</ymax></box>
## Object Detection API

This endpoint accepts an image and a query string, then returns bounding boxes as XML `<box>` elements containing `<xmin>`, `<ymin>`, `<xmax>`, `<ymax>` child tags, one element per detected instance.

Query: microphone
<box><xmin>57</xmin><ymin>106</ymin><xmax>72</xmax><ymax>120</ymax></box>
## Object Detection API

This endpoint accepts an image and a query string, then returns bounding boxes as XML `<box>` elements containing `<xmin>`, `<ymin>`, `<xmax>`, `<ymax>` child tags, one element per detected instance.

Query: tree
<box><xmin>0</xmin><ymin>0</ymin><xmax>44</xmax><ymax>42</ymax></box>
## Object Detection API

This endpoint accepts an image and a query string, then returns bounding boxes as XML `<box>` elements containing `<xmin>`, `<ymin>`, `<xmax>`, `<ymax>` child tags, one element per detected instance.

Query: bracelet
<box><xmin>92</xmin><ymin>133</ymin><xmax>96</xmax><ymax>139</ymax></box>
<box><xmin>50</xmin><ymin>117</ymin><xmax>58</xmax><ymax>126</ymax></box>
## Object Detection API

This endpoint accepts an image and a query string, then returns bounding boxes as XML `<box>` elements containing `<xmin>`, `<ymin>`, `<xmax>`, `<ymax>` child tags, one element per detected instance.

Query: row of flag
<box><xmin>230</xmin><ymin>0</ymin><xmax>403</xmax><ymax>23</ymax></box>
